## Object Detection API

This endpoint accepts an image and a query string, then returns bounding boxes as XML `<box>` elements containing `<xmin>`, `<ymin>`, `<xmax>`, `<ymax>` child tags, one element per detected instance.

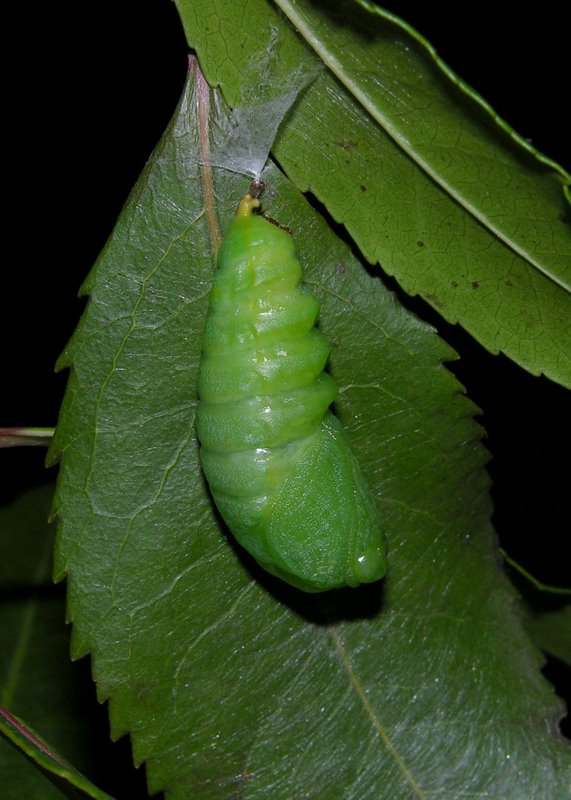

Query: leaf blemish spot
<box><xmin>425</xmin><ymin>293</ymin><xmax>445</xmax><ymax>309</ymax></box>
<box><xmin>334</xmin><ymin>140</ymin><xmax>357</xmax><ymax>151</ymax></box>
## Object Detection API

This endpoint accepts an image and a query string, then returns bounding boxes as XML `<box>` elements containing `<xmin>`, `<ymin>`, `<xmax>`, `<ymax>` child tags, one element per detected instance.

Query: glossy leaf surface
<box><xmin>50</xmin><ymin>64</ymin><xmax>571</xmax><ymax>798</ymax></box>
<box><xmin>176</xmin><ymin>0</ymin><xmax>571</xmax><ymax>387</ymax></box>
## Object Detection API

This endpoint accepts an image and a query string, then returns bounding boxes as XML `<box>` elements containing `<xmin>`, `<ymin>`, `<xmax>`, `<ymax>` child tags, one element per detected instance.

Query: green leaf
<box><xmin>0</xmin><ymin>709</ymin><xmax>116</xmax><ymax>800</ymax></box>
<box><xmin>497</xmin><ymin>549</ymin><xmax>571</xmax><ymax>667</ymax></box>
<box><xmin>50</xmin><ymin>62</ymin><xmax>570</xmax><ymax>799</ymax></box>
<box><xmin>525</xmin><ymin>605</ymin><xmax>571</xmax><ymax>667</ymax></box>
<box><xmin>0</xmin><ymin>487</ymin><xmax>111</xmax><ymax>800</ymax></box>
<box><xmin>175</xmin><ymin>0</ymin><xmax>571</xmax><ymax>388</ymax></box>
<box><xmin>0</xmin><ymin>485</ymin><xmax>55</xmax><ymax>589</ymax></box>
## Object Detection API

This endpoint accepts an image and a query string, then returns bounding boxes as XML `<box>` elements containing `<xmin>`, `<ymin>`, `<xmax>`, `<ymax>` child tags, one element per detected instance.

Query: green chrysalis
<box><xmin>197</xmin><ymin>193</ymin><xmax>387</xmax><ymax>592</ymax></box>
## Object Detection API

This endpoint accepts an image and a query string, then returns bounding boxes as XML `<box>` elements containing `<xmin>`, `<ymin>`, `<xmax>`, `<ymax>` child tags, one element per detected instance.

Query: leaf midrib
<box><xmin>275</xmin><ymin>0</ymin><xmax>571</xmax><ymax>294</ymax></box>
<box><xmin>330</xmin><ymin>629</ymin><xmax>426</xmax><ymax>798</ymax></box>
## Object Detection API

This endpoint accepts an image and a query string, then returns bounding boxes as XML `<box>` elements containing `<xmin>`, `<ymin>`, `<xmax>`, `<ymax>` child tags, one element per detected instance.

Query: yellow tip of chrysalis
<box><xmin>236</xmin><ymin>194</ymin><xmax>261</xmax><ymax>219</ymax></box>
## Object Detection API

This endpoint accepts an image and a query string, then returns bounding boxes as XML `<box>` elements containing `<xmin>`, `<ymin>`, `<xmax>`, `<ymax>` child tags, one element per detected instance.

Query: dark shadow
<box><xmin>222</xmin><ymin>523</ymin><xmax>386</xmax><ymax>625</ymax></box>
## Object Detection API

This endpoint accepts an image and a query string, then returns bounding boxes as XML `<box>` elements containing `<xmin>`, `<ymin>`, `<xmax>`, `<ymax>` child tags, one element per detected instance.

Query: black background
<box><xmin>2</xmin><ymin>1</ymin><xmax>569</xmax><ymax>795</ymax></box>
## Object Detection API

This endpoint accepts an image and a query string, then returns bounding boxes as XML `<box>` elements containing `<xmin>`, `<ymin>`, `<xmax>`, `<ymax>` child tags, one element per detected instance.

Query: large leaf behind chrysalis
<box><xmin>175</xmin><ymin>0</ymin><xmax>571</xmax><ymax>388</ymax></box>
<box><xmin>50</xmin><ymin>64</ymin><xmax>570</xmax><ymax>798</ymax></box>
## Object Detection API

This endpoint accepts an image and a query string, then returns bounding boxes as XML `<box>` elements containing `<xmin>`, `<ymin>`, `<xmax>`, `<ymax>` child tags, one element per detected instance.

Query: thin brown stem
<box><xmin>0</xmin><ymin>428</ymin><xmax>54</xmax><ymax>448</ymax></box>
<box><xmin>192</xmin><ymin>55</ymin><xmax>221</xmax><ymax>255</ymax></box>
